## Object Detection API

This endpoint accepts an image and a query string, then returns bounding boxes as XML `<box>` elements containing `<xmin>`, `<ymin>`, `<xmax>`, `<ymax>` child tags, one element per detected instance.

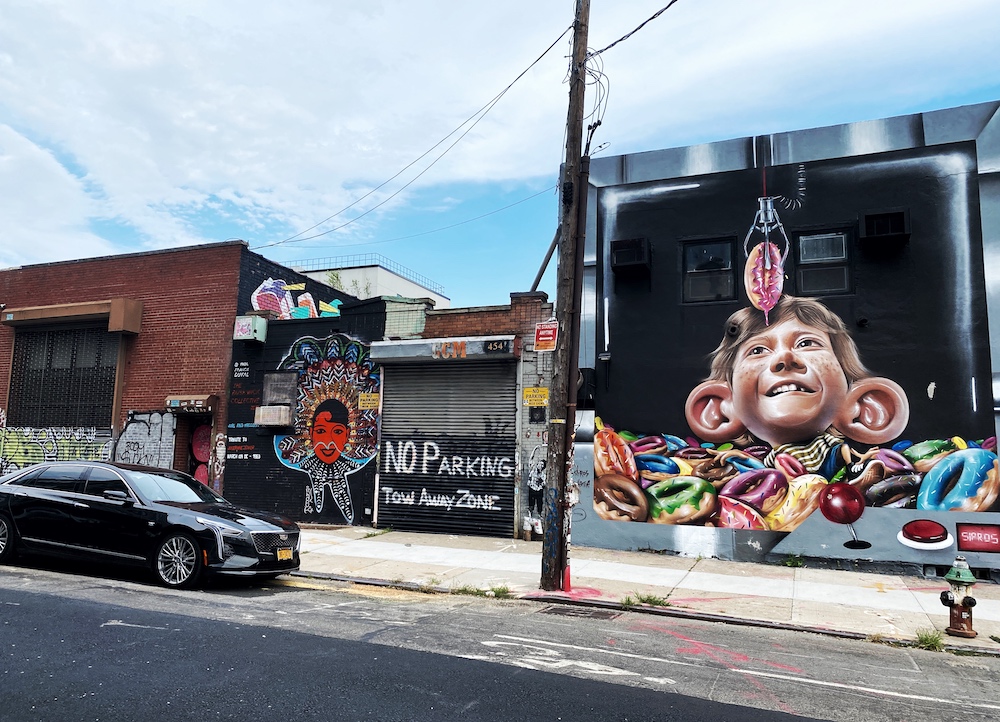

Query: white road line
<box><xmin>494</xmin><ymin>634</ymin><xmax>1000</xmax><ymax>711</ymax></box>
<box><xmin>738</xmin><ymin>669</ymin><xmax>1000</xmax><ymax>711</ymax></box>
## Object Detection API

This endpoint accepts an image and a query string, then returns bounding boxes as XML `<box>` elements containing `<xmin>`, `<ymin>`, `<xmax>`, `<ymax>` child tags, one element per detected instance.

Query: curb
<box><xmin>288</xmin><ymin>570</ymin><xmax>1000</xmax><ymax>658</ymax></box>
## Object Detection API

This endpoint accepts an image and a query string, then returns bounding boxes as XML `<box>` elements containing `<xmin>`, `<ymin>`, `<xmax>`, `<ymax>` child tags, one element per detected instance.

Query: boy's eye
<box><xmin>796</xmin><ymin>338</ymin><xmax>821</xmax><ymax>348</ymax></box>
<box><xmin>748</xmin><ymin>345</ymin><xmax>769</xmax><ymax>356</ymax></box>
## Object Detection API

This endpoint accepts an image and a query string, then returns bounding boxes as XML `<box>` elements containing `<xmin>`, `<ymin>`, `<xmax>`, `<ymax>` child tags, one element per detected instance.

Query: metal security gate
<box><xmin>376</xmin><ymin>361</ymin><xmax>517</xmax><ymax>536</ymax></box>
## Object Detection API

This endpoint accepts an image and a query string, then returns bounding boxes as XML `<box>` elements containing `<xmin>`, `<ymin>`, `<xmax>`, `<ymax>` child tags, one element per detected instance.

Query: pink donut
<box><xmin>716</xmin><ymin>496</ymin><xmax>769</xmax><ymax>530</ymax></box>
<box><xmin>720</xmin><ymin>469</ymin><xmax>789</xmax><ymax>515</ymax></box>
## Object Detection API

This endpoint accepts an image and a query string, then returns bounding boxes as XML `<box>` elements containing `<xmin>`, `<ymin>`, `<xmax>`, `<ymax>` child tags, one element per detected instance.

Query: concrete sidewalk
<box><xmin>295</xmin><ymin>526</ymin><xmax>1000</xmax><ymax>655</ymax></box>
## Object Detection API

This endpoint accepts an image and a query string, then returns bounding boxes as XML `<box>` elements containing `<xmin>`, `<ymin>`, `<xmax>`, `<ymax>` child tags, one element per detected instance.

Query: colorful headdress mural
<box><xmin>273</xmin><ymin>335</ymin><xmax>380</xmax><ymax>520</ymax></box>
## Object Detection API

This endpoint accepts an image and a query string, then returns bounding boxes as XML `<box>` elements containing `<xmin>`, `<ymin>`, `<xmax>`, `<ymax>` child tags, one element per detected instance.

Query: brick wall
<box><xmin>0</xmin><ymin>242</ymin><xmax>245</xmax><ymax>432</ymax></box>
<box><xmin>421</xmin><ymin>291</ymin><xmax>551</xmax><ymax>340</ymax></box>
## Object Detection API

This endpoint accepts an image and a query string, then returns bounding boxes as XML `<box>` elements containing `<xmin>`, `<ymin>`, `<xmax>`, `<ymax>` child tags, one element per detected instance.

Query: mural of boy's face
<box><xmin>730</xmin><ymin>317</ymin><xmax>849</xmax><ymax>446</ymax></box>
<box><xmin>311</xmin><ymin>412</ymin><xmax>349</xmax><ymax>464</ymax></box>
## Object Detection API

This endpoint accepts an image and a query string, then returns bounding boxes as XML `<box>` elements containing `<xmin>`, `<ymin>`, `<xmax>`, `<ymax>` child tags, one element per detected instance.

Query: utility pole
<box><xmin>541</xmin><ymin>0</ymin><xmax>590</xmax><ymax>592</ymax></box>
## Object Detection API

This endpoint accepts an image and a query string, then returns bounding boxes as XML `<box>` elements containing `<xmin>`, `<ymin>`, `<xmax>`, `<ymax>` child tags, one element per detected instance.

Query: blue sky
<box><xmin>2</xmin><ymin>1</ymin><xmax>999</xmax><ymax>307</ymax></box>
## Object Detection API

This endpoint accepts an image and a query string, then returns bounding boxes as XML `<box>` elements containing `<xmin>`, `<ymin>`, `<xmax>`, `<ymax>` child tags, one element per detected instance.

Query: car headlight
<box><xmin>196</xmin><ymin>517</ymin><xmax>246</xmax><ymax>537</ymax></box>
<box><xmin>197</xmin><ymin>517</ymin><xmax>249</xmax><ymax>559</ymax></box>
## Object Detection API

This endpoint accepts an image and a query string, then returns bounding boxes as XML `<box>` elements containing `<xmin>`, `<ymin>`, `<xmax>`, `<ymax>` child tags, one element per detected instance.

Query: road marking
<box><xmin>101</xmin><ymin>620</ymin><xmax>172</xmax><ymax>631</ymax></box>
<box><xmin>494</xmin><ymin>634</ymin><xmax>1000</xmax><ymax>711</ymax></box>
<box><xmin>494</xmin><ymin>634</ymin><xmax>701</xmax><ymax>668</ymax></box>
<box><xmin>737</xmin><ymin>669</ymin><xmax>1000</xmax><ymax>711</ymax></box>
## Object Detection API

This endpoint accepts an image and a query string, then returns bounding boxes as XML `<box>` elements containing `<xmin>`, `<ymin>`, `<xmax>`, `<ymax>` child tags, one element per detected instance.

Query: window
<box><xmin>683</xmin><ymin>240</ymin><xmax>736</xmax><ymax>302</ymax></box>
<box><xmin>84</xmin><ymin>468</ymin><xmax>131</xmax><ymax>497</ymax></box>
<box><xmin>262</xmin><ymin>372</ymin><xmax>297</xmax><ymax>406</ymax></box>
<box><xmin>7</xmin><ymin>325</ymin><xmax>119</xmax><ymax>428</ymax></box>
<box><xmin>795</xmin><ymin>231</ymin><xmax>852</xmax><ymax>295</ymax></box>
<box><xmin>19</xmin><ymin>465</ymin><xmax>87</xmax><ymax>491</ymax></box>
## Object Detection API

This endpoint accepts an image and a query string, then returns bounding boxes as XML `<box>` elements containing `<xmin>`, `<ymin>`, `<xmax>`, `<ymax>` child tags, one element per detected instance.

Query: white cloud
<box><xmin>0</xmin><ymin>0</ymin><xmax>997</xmax><ymax>299</ymax></box>
<box><xmin>0</xmin><ymin>124</ymin><xmax>117</xmax><ymax>267</ymax></box>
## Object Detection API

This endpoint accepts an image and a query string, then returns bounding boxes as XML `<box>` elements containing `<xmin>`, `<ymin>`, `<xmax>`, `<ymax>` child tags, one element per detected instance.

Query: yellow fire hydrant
<box><xmin>939</xmin><ymin>555</ymin><xmax>977</xmax><ymax>638</ymax></box>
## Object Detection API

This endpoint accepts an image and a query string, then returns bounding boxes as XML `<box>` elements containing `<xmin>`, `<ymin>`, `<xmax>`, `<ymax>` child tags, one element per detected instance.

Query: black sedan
<box><xmin>0</xmin><ymin>461</ymin><xmax>300</xmax><ymax>588</ymax></box>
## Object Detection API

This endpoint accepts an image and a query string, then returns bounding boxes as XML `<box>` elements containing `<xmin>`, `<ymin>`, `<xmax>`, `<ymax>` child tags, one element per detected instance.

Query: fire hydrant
<box><xmin>940</xmin><ymin>555</ymin><xmax>977</xmax><ymax>638</ymax></box>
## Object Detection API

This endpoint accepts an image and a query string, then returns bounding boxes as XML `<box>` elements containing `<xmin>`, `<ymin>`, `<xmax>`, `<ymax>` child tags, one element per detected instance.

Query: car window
<box><xmin>84</xmin><ymin>468</ymin><xmax>132</xmax><ymax>497</ymax></box>
<box><xmin>124</xmin><ymin>469</ymin><xmax>225</xmax><ymax>504</ymax></box>
<box><xmin>21</xmin><ymin>465</ymin><xmax>87</xmax><ymax>492</ymax></box>
<box><xmin>2</xmin><ymin>468</ymin><xmax>43</xmax><ymax>486</ymax></box>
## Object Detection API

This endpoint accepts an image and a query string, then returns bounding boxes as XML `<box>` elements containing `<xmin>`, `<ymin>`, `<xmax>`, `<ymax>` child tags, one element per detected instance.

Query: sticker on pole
<box><xmin>534</xmin><ymin>321</ymin><xmax>559</xmax><ymax>352</ymax></box>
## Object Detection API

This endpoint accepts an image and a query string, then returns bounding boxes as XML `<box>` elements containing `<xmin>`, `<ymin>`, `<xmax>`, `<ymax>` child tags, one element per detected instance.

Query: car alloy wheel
<box><xmin>154</xmin><ymin>532</ymin><xmax>202</xmax><ymax>588</ymax></box>
<box><xmin>0</xmin><ymin>514</ymin><xmax>14</xmax><ymax>564</ymax></box>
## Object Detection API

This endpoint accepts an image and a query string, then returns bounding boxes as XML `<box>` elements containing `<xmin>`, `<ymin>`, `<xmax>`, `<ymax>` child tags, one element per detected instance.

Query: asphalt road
<box><xmin>2</xmin><ymin>558</ymin><xmax>1000</xmax><ymax>721</ymax></box>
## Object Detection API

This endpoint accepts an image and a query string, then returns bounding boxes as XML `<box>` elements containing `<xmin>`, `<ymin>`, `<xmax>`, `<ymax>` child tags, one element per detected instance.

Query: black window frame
<box><xmin>791</xmin><ymin>228</ymin><xmax>854</xmax><ymax>297</ymax></box>
<box><xmin>681</xmin><ymin>237</ymin><xmax>738</xmax><ymax>304</ymax></box>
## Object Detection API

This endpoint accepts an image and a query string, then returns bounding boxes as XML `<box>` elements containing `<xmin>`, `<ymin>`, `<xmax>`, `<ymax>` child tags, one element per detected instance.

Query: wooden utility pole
<box><xmin>541</xmin><ymin>0</ymin><xmax>590</xmax><ymax>592</ymax></box>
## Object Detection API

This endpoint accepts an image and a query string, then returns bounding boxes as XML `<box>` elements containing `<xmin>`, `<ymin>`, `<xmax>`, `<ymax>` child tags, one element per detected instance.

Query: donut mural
<box><xmin>594</xmin><ymin>295</ymin><xmax>999</xmax><ymax>532</ymax></box>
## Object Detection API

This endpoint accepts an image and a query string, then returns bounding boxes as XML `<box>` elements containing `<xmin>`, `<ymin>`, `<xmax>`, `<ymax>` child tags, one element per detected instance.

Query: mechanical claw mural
<box><xmin>272</xmin><ymin>335</ymin><xmax>380</xmax><ymax>521</ymax></box>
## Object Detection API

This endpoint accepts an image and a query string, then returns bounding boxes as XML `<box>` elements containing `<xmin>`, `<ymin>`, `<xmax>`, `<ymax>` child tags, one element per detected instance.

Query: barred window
<box><xmin>8</xmin><ymin>325</ymin><xmax>119</xmax><ymax>428</ymax></box>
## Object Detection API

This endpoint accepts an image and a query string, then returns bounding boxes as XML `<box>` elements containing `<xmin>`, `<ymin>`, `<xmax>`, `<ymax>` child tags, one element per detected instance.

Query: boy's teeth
<box><xmin>772</xmin><ymin>384</ymin><xmax>801</xmax><ymax>395</ymax></box>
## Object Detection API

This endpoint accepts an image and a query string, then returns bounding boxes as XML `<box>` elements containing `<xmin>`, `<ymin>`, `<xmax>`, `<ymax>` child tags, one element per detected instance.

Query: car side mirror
<box><xmin>103</xmin><ymin>489</ymin><xmax>134</xmax><ymax>505</ymax></box>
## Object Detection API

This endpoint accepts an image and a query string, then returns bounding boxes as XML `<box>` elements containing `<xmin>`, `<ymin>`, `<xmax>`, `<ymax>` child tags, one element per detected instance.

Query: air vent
<box><xmin>610</xmin><ymin>238</ymin><xmax>651</xmax><ymax>277</ymax></box>
<box><xmin>254</xmin><ymin>405</ymin><xmax>293</xmax><ymax>427</ymax></box>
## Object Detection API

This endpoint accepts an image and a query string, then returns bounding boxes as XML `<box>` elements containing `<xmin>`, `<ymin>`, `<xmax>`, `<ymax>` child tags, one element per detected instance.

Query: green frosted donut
<box><xmin>645</xmin><ymin>476</ymin><xmax>717</xmax><ymax>524</ymax></box>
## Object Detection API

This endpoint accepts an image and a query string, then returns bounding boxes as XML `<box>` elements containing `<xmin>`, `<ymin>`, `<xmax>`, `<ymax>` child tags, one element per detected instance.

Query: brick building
<box><xmin>0</xmin><ymin>241</ymin><xmax>353</xmax><ymax>487</ymax></box>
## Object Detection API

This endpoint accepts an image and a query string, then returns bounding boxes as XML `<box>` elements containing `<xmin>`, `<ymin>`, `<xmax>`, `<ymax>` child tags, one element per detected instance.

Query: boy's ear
<box><xmin>685</xmin><ymin>381</ymin><xmax>747</xmax><ymax>442</ymax></box>
<box><xmin>833</xmin><ymin>377</ymin><xmax>909</xmax><ymax>445</ymax></box>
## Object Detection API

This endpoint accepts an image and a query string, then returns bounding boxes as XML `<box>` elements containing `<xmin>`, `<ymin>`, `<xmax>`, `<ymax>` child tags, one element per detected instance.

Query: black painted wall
<box><xmin>222</xmin><ymin>305</ymin><xmax>386</xmax><ymax>523</ymax></box>
<box><xmin>596</xmin><ymin>142</ymin><xmax>993</xmax><ymax>446</ymax></box>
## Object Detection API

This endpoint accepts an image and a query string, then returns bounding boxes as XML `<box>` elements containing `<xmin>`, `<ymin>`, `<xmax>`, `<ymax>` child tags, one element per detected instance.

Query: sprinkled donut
<box><xmin>594</xmin><ymin>473</ymin><xmax>649</xmax><ymax>522</ymax></box>
<box><xmin>763</xmin><ymin>474</ymin><xmax>828</xmax><ymax>532</ymax></box>
<box><xmin>917</xmin><ymin>448</ymin><xmax>1000</xmax><ymax>512</ymax></box>
<box><xmin>716</xmin><ymin>496</ymin><xmax>769</xmax><ymax>530</ymax></box>
<box><xmin>903</xmin><ymin>437</ymin><xmax>965</xmax><ymax>473</ymax></box>
<box><xmin>644</xmin><ymin>476</ymin><xmax>717</xmax><ymax>525</ymax></box>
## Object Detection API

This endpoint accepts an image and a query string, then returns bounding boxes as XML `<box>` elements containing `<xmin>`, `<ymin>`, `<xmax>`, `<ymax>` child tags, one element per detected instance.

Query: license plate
<box><xmin>276</xmin><ymin>548</ymin><xmax>293</xmax><ymax>561</ymax></box>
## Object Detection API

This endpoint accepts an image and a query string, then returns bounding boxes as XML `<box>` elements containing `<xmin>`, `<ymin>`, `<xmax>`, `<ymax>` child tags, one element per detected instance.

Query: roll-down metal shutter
<box><xmin>377</xmin><ymin>361</ymin><xmax>517</xmax><ymax>536</ymax></box>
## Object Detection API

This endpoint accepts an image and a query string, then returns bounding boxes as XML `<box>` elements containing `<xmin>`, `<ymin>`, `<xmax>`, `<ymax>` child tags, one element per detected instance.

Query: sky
<box><xmin>1</xmin><ymin>1</ymin><xmax>999</xmax><ymax>308</ymax></box>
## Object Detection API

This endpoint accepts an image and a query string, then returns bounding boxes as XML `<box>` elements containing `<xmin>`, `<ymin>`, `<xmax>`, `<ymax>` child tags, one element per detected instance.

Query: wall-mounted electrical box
<box><xmin>234</xmin><ymin>315</ymin><xmax>267</xmax><ymax>342</ymax></box>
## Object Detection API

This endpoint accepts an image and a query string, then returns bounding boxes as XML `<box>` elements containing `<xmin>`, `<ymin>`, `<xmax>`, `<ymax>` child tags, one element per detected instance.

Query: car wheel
<box><xmin>153</xmin><ymin>532</ymin><xmax>203</xmax><ymax>588</ymax></box>
<box><xmin>0</xmin><ymin>513</ymin><xmax>16</xmax><ymax>564</ymax></box>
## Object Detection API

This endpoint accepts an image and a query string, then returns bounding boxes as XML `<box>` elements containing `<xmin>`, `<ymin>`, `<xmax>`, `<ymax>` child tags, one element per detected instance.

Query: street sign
<box><xmin>523</xmin><ymin>387</ymin><xmax>549</xmax><ymax>407</ymax></box>
<box><xmin>534</xmin><ymin>321</ymin><xmax>559</xmax><ymax>352</ymax></box>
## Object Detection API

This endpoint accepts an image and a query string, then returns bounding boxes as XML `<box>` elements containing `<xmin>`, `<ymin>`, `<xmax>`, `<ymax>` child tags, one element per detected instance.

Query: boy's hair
<box><xmin>707</xmin><ymin>296</ymin><xmax>869</xmax><ymax>384</ymax></box>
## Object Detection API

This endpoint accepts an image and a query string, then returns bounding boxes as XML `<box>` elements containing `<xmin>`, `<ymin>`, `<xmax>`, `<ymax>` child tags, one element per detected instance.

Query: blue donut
<box><xmin>635</xmin><ymin>454</ymin><xmax>679</xmax><ymax>475</ymax></box>
<box><xmin>917</xmin><ymin>448</ymin><xmax>999</xmax><ymax>512</ymax></box>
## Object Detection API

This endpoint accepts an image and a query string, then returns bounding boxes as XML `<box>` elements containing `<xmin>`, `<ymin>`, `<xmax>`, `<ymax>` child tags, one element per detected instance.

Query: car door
<box><xmin>79</xmin><ymin>467</ymin><xmax>156</xmax><ymax>563</ymax></box>
<box><xmin>6</xmin><ymin>464</ymin><xmax>89</xmax><ymax>551</ymax></box>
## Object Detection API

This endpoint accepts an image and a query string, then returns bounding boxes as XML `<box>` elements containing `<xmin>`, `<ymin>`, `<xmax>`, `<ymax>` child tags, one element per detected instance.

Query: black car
<box><xmin>0</xmin><ymin>461</ymin><xmax>300</xmax><ymax>588</ymax></box>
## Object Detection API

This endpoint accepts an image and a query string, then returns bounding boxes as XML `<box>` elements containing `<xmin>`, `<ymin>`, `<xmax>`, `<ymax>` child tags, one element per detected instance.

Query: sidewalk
<box><xmin>295</xmin><ymin>526</ymin><xmax>1000</xmax><ymax>655</ymax></box>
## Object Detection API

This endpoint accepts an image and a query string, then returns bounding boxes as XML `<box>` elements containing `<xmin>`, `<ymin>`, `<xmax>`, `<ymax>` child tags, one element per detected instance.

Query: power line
<box><xmin>588</xmin><ymin>0</ymin><xmax>682</xmax><ymax>58</ymax></box>
<box><xmin>252</xmin><ymin>23</ymin><xmax>572</xmax><ymax>251</ymax></box>
<box><xmin>290</xmin><ymin>184</ymin><xmax>556</xmax><ymax>250</ymax></box>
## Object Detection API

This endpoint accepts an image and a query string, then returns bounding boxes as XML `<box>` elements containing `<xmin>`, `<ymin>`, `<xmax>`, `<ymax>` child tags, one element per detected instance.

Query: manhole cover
<box><xmin>539</xmin><ymin>605</ymin><xmax>620</xmax><ymax>620</ymax></box>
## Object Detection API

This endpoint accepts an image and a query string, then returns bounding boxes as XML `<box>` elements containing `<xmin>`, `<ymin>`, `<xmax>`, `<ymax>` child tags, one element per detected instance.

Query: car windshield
<box><xmin>125</xmin><ymin>469</ymin><xmax>226</xmax><ymax>504</ymax></box>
